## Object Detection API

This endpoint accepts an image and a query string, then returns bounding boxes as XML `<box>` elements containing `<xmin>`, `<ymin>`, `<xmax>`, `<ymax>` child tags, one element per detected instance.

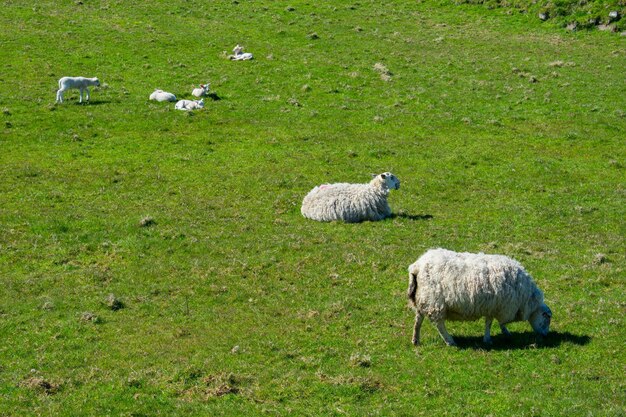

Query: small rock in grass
<box><xmin>2</xmin><ymin>108</ymin><xmax>10</xmax><ymax>115</ymax></box>
<box><xmin>539</xmin><ymin>12</ymin><xmax>549</xmax><ymax>21</ymax></box>
<box><xmin>139</xmin><ymin>216</ymin><xmax>156</xmax><ymax>227</ymax></box>
<box><xmin>307</xmin><ymin>32</ymin><xmax>319</xmax><ymax>40</ymax></box>
<box><xmin>288</xmin><ymin>97</ymin><xmax>301</xmax><ymax>107</ymax></box>
<box><xmin>608</xmin><ymin>11</ymin><xmax>620</xmax><ymax>22</ymax></box>
<box><xmin>301</xmin><ymin>84</ymin><xmax>311</xmax><ymax>92</ymax></box>
<box><xmin>106</xmin><ymin>293</ymin><xmax>124</xmax><ymax>311</ymax></box>
<box><xmin>593</xmin><ymin>253</ymin><xmax>608</xmax><ymax>265</ymax></box>
<box><xmin>286</xmin><ymin>6</ymin><xmax>295</xmax><ymax>11</ymax></box>
<box><xmin>80</xmin><ymin>311</ymin><xmax>100</xmax><ymax>323</ymax></box>
<box><xmin>42</xmin><ymin>301</ymin><xmax>54</xmax><ymax>311</ymax></box>
<box><xmin>349</xmin><ymin>352</ymin><xmax>372</xmax><ymax>367</ymax></box>
<box><xmin>231</xmin><ymin>345</ymin><xmax>240</xmax><ymax>354</ymax></box>
<box><xmin>566</xmin><ymin>22</ymin><xmax>578</xmax><ymax>31</ymax></box>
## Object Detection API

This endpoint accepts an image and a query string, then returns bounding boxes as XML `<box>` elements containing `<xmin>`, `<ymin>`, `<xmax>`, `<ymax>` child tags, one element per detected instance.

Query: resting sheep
<box><xmin>229</xmin><ymin>44</ymin><xmax>253</xmax><ymax>61</ymax></box>
<box><xmin>301</xmin><ymin>172</ymin><xmax>400</xmax><ymax>223</ymax></box>
<box><xmin>192</xmin><ymin>83</ymin><xmax>210</xmax><ymax>97</ymax></box>
<box><xmin>407</xmin><ymin>248</ymin><xmax>552</xmax><ymax>346</ymax></box>
<box><xmin>149</xmin><ymin>89</ymin><xmax>177</xmax><ymax>102</ymax></box>
<box><xmin>175</xmin><ymin>99</ymin><xmax>204</xmax><ymax>111</ymax></box>
<box><xmin>56</xmin><ymin>76</ymin><xmax>100</xmax><ymax>103</ymax></box>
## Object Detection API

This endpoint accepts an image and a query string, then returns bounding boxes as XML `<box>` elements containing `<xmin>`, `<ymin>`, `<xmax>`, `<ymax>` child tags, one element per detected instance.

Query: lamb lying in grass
<box><xmin>301</xmin><ymin>172</ymin><xmax>400</xmax><ymax>222</ymax></box>
<box><xmin>192</xmin><ymin>83</ymin><xmax>210</xmax><ymax>97</ymax></box>
<box><xmin>56</xmin><ymin>76</ymin><xmax>100</xmax><ymax>103</ymax></box>
<box><xmin>229</xmin><ymin>44</ymin><xmax>253</xmax><ymax>61</ymax></box>
<box><xmin>175</xmin><ymin>99</ymin><xmax>204</xmax><ymax>111</ymax></box>
<box><xmin>408</xmin><ymin>248</ymin><xmax>552</xmax><ymax>346</ymax></box>
<box><xmin>149</xmin><ymin>89</ymin><xmax>177</xmax><ymax>102</ymax></box>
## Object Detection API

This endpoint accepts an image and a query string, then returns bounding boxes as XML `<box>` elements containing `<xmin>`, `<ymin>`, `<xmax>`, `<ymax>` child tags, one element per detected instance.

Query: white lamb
<box><xmin>301</xmin><ymin>172</ymin><xmax>400</xmax><ymax>223</ymax></box>
<box><xmin>192</xmin><ymin>83</ymin><xmax>210</xmax><ymax>97</ymax></box>
<box><xmin>149</xmin><ymin>89</ymin><xmax>177</xmax><ymax>102</ymax></box>
<box><xmin>229</xmin><ymin>44</ymin><xmax>253</xmax><ymax>61</ymax></box>
<box><xmin>407</xmin><ymin>248</ymin><xmax>552</xmax><ymax>346</ymax></box>
<box><xmin>175</xmin><ymin>99</ymin><xmax>204</xmax><ymax>111</ymax></box>
<box><xmin>56</xmin><ymin>76</ymin><xmax>100</xmax><ymax>103</ymax></box>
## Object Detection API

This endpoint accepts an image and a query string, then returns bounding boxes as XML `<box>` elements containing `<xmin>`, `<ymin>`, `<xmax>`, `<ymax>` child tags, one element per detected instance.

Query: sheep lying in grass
<box><xmin>229</xmin><ymin>44</ymin><xmax>253</xmax><ymax>61</ymax></box>
<box><xmin>56</xmin><ymin>76</ymin><xmax>100</xmax><ymax>103</ymax></box>
<box><xmin>192</xmin><ymin>83</ymin><xmax>210</xmax><ymax>97</ymax></box>
<box><xmin>149</xmin><ymin>89</ymin><xmax>177</xmax><ymax>102</ymax></box>
<box><xmin>408</xmin><ymin>248</ymin><xmax>552</xmax><ymax>346</ymax></box>
<box><xmin>301</xmin><ymin>172</ymin><xmax>400</xmax><ymax>223</ymax></box>
<box><xmin>175</xmin><ymin>99</ymin><xmax>204</xmax><ymax>111</ymax></box>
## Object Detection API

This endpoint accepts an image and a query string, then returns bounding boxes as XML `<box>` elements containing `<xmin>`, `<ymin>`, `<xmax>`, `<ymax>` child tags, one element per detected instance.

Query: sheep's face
<box><xmin>529</xmin><ymin>304</ymin><xmax>552</xmax><ymax>336</ymax></box>
<box><xmin>94</xmin><ymin>78</ymin><xmax>100</xmax><ymax>86</ymax></box>
<box><xmin>380</xmin><ymin>172</ymin><xmax>400</xmax><ymax>190</ymax></box>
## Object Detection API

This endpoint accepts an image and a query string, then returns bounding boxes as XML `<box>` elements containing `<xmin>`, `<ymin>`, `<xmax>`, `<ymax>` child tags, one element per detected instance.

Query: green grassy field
<box><xmin>1</xmin><ymin>1</ymin><xmax>625</xmax><ymax>415</ymax></box>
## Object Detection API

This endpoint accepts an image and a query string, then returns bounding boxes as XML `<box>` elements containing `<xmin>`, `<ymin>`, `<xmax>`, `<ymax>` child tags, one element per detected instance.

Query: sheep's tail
<box><xmin>407</xmin><ymin>265</ymin><xmax>418</xmax><ymax>308</ymax></box>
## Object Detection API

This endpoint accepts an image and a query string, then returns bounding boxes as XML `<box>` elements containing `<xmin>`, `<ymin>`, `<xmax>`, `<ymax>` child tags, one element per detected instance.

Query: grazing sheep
<box><xmin>149</xmin><ymin>89</ymin><xmax>177</xmax><ymax>102</ymax></box>
<box><xmin>175</xmin><ymin>99</ymin><xmax>204</xmax><ymax>111</ymax></box>
<box><xmin>407</xmin><ymin>248</ymin><xmax>552</xmax><ymax>346</ymax></box>
<box><xmin>301</xmin><ymin>172</ymin><xmax>400</xmax><ymax>223</ymax></box>
<box><xmin>192</xmin><ymin>83</ymin><xmax>210</xmax><ymax>97</ymax></box>
<box><xmin>56</xmin><ymin>76</ymin><xmax>100</xmax><ymax>103</ymax></box>
<box><xmin>229</xmin><ymin>44</ymin><xmax>253</xmax><ymax>61</ymax></box>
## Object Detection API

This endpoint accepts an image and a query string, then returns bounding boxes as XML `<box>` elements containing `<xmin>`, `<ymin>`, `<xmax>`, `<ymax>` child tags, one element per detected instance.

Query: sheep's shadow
<box><xmin>391</xmin><ymin>213</ymin><xmax>433</xmax><ymax>221</ymax></box>
<box><xmin>453</xmin><ymin>331</ymin><xmax>591</xmax><ymax>351</ymax></box>
<box><xmin>206</xmin><ymin>92</ymin><xmax>221</xmax><ymax>101</ymax></box>
<box><xmin>66</xmin><ymin>100</ymin><xmax>111</xmax><ymax>106</ymax></box>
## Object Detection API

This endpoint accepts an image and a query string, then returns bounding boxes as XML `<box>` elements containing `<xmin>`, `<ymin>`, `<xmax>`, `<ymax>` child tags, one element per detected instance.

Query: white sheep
<box><xmin>229</xmin><ymin>44</ymin><xmax>253</xmax><ymax>61</ymax></box>
<box><xmin>407</xmin><ymin>248</ymin><xmax>552</xmax><ymax>346</ymax></box>
<box><xmin>192</xmin><ymin>83</ymin><xmax>210</xmax><ymax>97</ymax></box>
<box><xmin>56</xmin><ymin>76</ymin><xmax>100</xmax><ymax>103</ymax></box>
<box><xmin>301</xmin><ymin>172</ymin><xmax>400</xmax><ymax>223</ymax></box>
<box><xmin>175</xmin><ymin>99</ymin><xmax>204</xmax><ymax>111</ymax></box>
<box><xmin>149</xmin><ymin>89</ymin><xmax>177</xmax><ymax>102</ymax></box>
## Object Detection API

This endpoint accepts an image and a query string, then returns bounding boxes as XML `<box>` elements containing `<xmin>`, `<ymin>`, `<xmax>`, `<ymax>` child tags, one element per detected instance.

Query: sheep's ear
<box><xmin>371</xmin><ymin>173</ymin><xmax>377</xmax><ymax>178</ymax></box>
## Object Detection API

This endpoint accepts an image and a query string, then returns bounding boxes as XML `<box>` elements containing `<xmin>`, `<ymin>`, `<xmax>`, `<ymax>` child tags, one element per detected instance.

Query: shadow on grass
<box><xmin>64</xmin><ymin>100</ymin><xmax>111</xmax><ymax>106</ymax></box>
<box><xmin>206</xmin><ymin>92</ymin><xmax>221</xmax><ymax>101</ymax></box>
<box><xmin>453</xmin><ymin>331</ymin><xmax>591</xmax><ymax>350</ymax></box>
<box><xmin>392</xmin><ymin>213</ymin><xmax>433</xmax><ymax>221</ymax></box>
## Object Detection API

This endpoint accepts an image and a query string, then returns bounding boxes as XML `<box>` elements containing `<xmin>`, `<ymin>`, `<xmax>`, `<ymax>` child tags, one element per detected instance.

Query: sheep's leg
<box><xmin>435</xmin><ymin>320</ymin><xmax>456</xmax><ymax>346</ymax></box>
<box><xmin>412</xmin><ymin>311</ymin><xmax>424</xmax><ymax>346</ymax></box>
<box><xmin>483</xmin><ymin>318</ymin><xmax>493</xmax><ymax>344</ymax></box>
<box><xmin>499</xmin><ymin>322</ymin><xmax>511</xmax><ymax>337</ymax></box>
<box><xmin>79</xmin><ymin>88</ymin><xmax>83</xmax><ymax>103</ymax></box>
<box><xmin>85</xmin><ymin>88</ymin><xmax>90</xmax><ymax>102</ymax></box>
<box><xmin>56</xmin><ymin>89</ymin><xmax>63</xmax><ymax>103</ymax></box>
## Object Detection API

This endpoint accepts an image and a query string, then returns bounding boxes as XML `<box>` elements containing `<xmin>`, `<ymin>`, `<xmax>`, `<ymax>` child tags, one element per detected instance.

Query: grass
<box><xmin>1</xmin><ymin>1</ymin><xmax>625</xmax><ymax>415</ymax></box>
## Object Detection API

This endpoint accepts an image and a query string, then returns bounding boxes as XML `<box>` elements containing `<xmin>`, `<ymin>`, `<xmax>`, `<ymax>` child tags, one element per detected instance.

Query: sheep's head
<box><xmin>197</xmin><ymin>99</ymin><xmax>205</xmax><ymax>108</ymax></box>
<box><xmin>93</xmin><ymin>78</ymin><xmax>100</xmax><ymax>86</ymax></box>
<box><xmin>372</xmin><ymin>172</ymin><xmax>400</xmax><ymax>190</ymax></box>
<box><xmin>529</xmin><ymin>303</ymin><xmax>552</xmax><ymax>336</ymax></box>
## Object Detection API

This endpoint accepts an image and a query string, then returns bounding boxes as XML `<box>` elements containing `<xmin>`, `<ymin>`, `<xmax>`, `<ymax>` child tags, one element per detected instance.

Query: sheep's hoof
<box><xmin>445</xmin><ymin>340</ymin><xmax>457</xmax><ymax>347</ymax></box>
<box><xmin>412</xmin><ymin>338</ymin><xmax>420</xmax><ymax>346</ymax></box>
<box><xmin>483</xmin><ymin>337</ymin><xmax>493</xmax><ymax>345</ymax></box>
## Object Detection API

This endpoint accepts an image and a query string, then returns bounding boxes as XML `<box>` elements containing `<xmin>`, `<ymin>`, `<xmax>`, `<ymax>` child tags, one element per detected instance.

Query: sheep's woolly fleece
<box><xmin>149</xmin><ymin>89</ymin><xmax>176</xmax><ymax>102</ymax></box>
<box><xmin>301</xmin><ymin>172</ymin><xmax>400</xmax><ymax>223</ymax></box>
<box><xmin>56</xmin><ymin>76</ymin><xmax>100</xmax><ymax>103</ymax></box>
<box><xmin>408</xmin><ymin>248</ymin><xmax>551</xmax><ymax>345</ymax></box>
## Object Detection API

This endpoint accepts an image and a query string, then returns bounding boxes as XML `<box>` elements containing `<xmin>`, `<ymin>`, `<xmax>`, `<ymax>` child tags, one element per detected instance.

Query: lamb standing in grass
<box><xmin>56</xmin><ymin>76</ymin><xmax>100</xmax><ymax>103</ymax></box>
<box><xmin>407</xmin><ymin>248</ymin><xmax>552</xmax><ymax>346</ymax></box>
<box><xmin>175</xmin><ymin>99</ymin><xmax>204</xmax><ymax>111</ymax></box>
<box><xmin>149</xmin><ymin>89</ymin><xmax>177</xmax><ymax>102</ymax></box>
<box><xmin>301</xmin><ymin>172</ymin><xmax>400</xmax><ymax>223</ymax></box>
<box><xmin>192</xmin><ymin>83</ymin><xmax>210</xmax><ymax>97</ymax></box>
